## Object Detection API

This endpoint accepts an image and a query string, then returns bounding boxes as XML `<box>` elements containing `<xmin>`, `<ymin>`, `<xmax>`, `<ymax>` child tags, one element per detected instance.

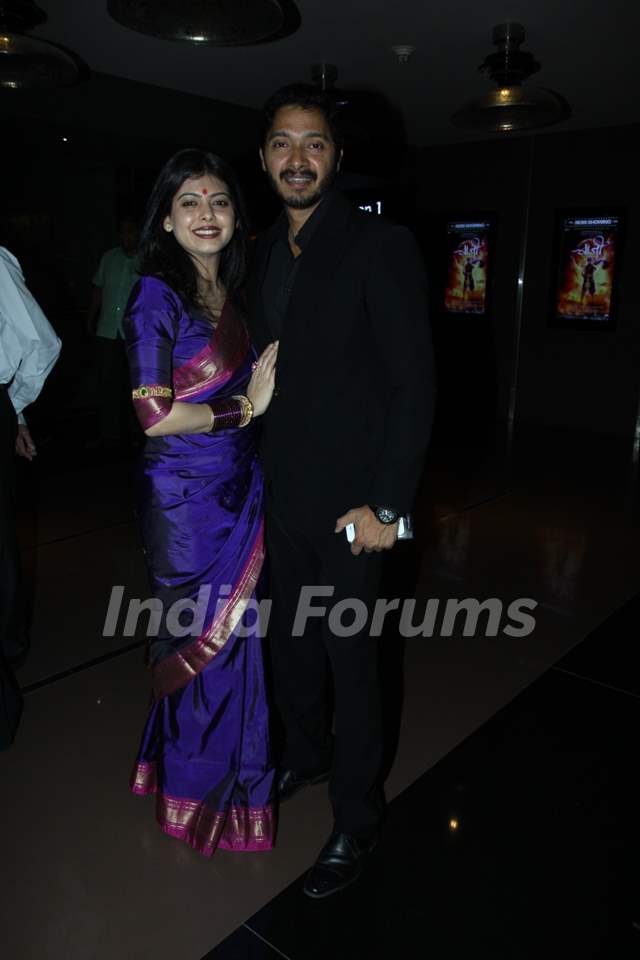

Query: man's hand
<box><xmin>87</xmin><ymin>284</ymin><xmax>102</xmax><ymax>335</ymax></box>
<box><xmin>16</xmin><ymin>424</ymin><xmax>37</xmax><ymax>461</ymax></box>
<box><xmin>335</xmin><ymin>505</ymin><xmax>398</xmax><ymax>556</ymax></box>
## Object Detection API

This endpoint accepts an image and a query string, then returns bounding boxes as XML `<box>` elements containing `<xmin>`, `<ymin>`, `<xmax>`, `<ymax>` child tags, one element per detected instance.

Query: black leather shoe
<box><xmin>277</xmin><ymin>767</ymin><xmax>331</xmax><ymax>803</ymax></box>
<box><xmin>303</xmin><ymin>831</ymin><xmax>378</xmax><ymax>899</ymax></box>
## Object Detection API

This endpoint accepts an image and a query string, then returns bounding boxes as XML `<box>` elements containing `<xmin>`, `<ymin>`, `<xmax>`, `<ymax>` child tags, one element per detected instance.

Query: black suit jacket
<box><xmin>247</xmin><ymin>190</ymin><xmax>435</xmax><ymax>533</ymax></box>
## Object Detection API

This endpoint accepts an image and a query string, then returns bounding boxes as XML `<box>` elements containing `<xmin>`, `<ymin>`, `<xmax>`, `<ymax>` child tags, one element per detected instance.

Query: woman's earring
<box><xmin>164</xmin><ymin>221</ymin><xmax>173</xmax><ymax>232</ymax></box>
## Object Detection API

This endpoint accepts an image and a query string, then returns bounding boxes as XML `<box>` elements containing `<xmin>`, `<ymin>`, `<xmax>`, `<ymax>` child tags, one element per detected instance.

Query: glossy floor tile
<box><xmin>202</xmin><ymin>926</ymin><xmax>289</xmax><ymax>960</ymax></box>
<box><xmin>3</xmin><ymin>430</ymin><xmax>639</xmax><ymax>959</ymax></box>
<box><xmin>217</xmin><ymin>667</ymin><xmax>639</xmax><ymax>959</ymax></box>
<box><xmin>17</xmin><ymin>451</ymin><xmax>138</xmax><ymax>547</ymax></box>
<box><xmin>4</xmin><ymin>651</ymin><xmax>329</xmax><ymax>960</ymax></box>
<box><xmin>18</xmin><ymin>521</ymin><xmax>149</xmax><ymax>686</ymax></box>
<box><xmin>555</xmin><ymin>592</ymin><xmax>640</xmax><ymax>697</ymax></box>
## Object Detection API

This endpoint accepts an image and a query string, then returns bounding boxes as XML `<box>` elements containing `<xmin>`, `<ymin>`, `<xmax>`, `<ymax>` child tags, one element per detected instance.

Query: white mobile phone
<box><xmin>345</xmin><ymin>516</ymin><xmax>413</xmax><ymax>542</ymax></box>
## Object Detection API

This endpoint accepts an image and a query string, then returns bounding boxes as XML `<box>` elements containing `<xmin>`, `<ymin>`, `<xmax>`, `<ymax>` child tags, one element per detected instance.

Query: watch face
<box><xmin>376</xmin><ymin>507</ymin><xmax>399</xmax><ymax>525</ymax></box>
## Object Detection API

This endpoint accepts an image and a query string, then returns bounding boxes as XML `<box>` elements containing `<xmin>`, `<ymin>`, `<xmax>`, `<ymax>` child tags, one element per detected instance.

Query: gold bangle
<box><xmin>232</xmin><ymin>394</ymin><xmax>254</xmax><ymax>428</ymax></box>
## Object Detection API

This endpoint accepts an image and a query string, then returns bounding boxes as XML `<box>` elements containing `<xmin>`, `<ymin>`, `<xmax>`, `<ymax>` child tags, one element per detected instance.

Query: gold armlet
<box><xmin>132</xmin><ymin>384</ymin><xmax>173</xmax><ymax>401</ymax></box>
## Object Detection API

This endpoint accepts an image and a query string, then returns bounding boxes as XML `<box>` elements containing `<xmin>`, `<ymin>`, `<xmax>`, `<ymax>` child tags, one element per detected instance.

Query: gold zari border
<box><xmin>130</xmin><ymin>760</ymin><xmax>275</xmax><ymax>856</ymax></box>
<box><xmin>152</xmin><ymin>524</ymin><xmax>264</xmax><ymax>700</ymax></box>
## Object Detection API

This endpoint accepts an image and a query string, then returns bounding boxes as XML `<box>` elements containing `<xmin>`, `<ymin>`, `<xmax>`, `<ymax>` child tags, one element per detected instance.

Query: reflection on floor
<box><xmin>3</xmin><ymin>426</ymin><xmax>639</xmax><ymax>959</ymax></box>
<box><xmin>212</xmin><ymin>605</ymin><xmax>640</xmax><ymax>959</ymax></box>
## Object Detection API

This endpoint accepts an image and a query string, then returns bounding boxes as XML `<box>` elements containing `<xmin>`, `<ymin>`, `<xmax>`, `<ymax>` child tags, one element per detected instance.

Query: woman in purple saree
<box><xmin>124</xmin><ymin>149</ymin><xmax>278</xmax><ymax>856</ymax></box>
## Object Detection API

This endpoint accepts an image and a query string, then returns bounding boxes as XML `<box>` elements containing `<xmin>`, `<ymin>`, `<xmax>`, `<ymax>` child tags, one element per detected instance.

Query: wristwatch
<box><xmin>369</xmin><ymin>504</ymin><xmax>400</xmax><ymax>525</ymax></box>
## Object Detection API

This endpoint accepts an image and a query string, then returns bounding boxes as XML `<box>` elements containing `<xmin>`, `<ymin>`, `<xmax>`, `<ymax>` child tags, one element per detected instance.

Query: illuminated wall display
<box><xmin>443</xmin><ymin>219</ymin><xmax>492</xmax><ymax>316</ymax></box>
<box><xmin>550</xmin><ymin>211</ymin><xmax>624</xmax><ymax>329</ymax></box>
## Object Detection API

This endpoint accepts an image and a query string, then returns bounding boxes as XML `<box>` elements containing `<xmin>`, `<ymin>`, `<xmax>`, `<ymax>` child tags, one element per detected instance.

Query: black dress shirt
<box><xmin>261</xmin><ymin>192</ymin><xmax>333</xmax><ymax>339</ymax></box>
<box><xmin>248</xmin><ymin>188</ymin><xmax>434</xmax><ymax>531</ymax></box>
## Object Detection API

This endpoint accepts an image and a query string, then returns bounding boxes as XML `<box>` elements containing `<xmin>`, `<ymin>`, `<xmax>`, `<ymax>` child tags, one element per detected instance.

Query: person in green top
<box><xmin>88</xmin><ymin>216</ymin><xmax>140</xmax><ymax>446</ymax></box>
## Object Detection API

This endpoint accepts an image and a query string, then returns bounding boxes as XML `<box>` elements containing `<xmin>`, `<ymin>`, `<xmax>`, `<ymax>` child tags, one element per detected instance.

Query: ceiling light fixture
<box><xmin>451</xmin><ymin>23</ymin><xmax>570</xmax><ymax>134</ymax></box>
<box><xmin>0</xmin><ymin>1</ymin><xmax>80</xmax><ymax>90</ymax></box>
<box><xmin>391</xmin><ymin>45</ymin><xmax>415</xmax><ymax>64</ymax></box>
<box><xmin>107</xmin><ymin>0</ymin><xmax>286</xmax><ymax>46</ymax></box>
<box><xmin>311</xmin><ymin>62</ymin><xmax>351</xmax><ymax>108</ymax></box>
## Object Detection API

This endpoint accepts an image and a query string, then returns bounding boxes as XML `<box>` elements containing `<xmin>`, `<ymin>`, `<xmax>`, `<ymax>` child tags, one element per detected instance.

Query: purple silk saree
<box><xmin>124</xmin><ymin>276</ymin><xmax>275</xmax><ymax>856</ymax></box>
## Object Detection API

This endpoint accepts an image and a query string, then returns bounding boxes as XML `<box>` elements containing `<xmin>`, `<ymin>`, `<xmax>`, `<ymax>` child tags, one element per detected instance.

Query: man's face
<box><xmin>119</xmin><ymin>221</ymin><xmax>139</xmax><ymax>255</ymax></box>
<box><xmin>260</xmin><ymin>105</ymin><xmax>342</xmax><ymax>211</ymax></box>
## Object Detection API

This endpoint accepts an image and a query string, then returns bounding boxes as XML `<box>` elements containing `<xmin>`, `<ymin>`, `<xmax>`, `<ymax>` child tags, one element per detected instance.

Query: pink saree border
<box><xmin>172</xmin><ymin>340</ymin><xmax>232</xmax><ymax>401</ymax></box>
<box><xmin>130</xmin><ymin>761</ymin><xmax>274</xmax><ymax>856</ymax></box>
<box><xmin>151</xmin><ymin>521</ymin><xmax>265</xmax><ymax>700</ymax></box>
<box><xmin>172</xmin><ymin>300</ymin><xmax>247</xmax><ymax>401</ymax></box>
<box><xmin>131</xmin><ymin>759</ymin><xmax>157</xmax><ymax>795</ymax></box>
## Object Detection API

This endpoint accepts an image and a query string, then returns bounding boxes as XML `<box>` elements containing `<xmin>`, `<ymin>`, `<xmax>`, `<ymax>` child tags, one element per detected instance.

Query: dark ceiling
<box><xmin>32</xmin><ymin>0</ymin><xmax>640</xmax><ymax>146</ymax></box>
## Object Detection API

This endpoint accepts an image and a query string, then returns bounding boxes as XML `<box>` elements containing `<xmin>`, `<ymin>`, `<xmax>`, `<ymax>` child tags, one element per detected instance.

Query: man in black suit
<box><xmin>248</xmin><ymin>84</ymin><xmax>435</xmax><ymax>898</ymax></box>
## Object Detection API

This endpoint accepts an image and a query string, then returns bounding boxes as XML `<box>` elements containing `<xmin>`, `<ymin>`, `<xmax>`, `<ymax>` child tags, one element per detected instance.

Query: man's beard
<box><xmin>267</xmin><ymin>162</ymin><xmax>338</xmax><ymax>210</ymax></box>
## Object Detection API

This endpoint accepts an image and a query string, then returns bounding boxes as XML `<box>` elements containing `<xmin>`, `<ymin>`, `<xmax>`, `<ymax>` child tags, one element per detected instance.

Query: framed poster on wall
<box><xmin>443</xmin><ymin>217</ymin><xmax>493</xmax><ymax>316</ymax></box>
<box><xmin>550</xmin><ymin>210</ymin><xmax>624</xmax><ymax>330</ymax></box>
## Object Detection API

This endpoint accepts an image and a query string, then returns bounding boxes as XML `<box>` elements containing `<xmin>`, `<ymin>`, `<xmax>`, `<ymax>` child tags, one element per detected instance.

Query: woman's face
<box><xmin>163</xmin><ymin>173</ymin><xmax>236</xmax><ymax>266</ymax></box>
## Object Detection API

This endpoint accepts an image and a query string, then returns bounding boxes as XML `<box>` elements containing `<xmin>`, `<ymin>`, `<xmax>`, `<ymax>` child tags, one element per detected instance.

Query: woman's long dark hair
<box><xmin>138</xmin><ymin>149</ymin><xmax>249</xmax><ymax>317</ymax></box>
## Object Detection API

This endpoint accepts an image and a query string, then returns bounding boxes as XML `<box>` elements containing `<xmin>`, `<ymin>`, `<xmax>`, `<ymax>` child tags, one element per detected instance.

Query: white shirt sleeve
<box><xmin>0</xmin><ymin>247</ymin><xmax>62</xmax><ymax>417</ymax></box>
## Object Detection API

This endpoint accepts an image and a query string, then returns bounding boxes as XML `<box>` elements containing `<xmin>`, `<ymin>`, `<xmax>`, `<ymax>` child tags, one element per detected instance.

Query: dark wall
<box><xmin>416</xmin><ymin>124</ymin><xmax>640</xmax><ymax>442</ymax></box>
<box><xmin>1</xmin><ymin>71</ymin><xmax>262</xmax><ymax>327</ymax></box>
<box><xmin>1</xmin><ymin>69</ymin><xmax>261</xmax><ymax>153</ymax></box>
<box><xmin>414</xmin><ymin>137</ymin><xmax>530</xmax><ymax>446</ymax></box>
<box><xmin>518</xmin><ymin>126</ymin><xmax>640</xmax><ymax>438</ymax></box>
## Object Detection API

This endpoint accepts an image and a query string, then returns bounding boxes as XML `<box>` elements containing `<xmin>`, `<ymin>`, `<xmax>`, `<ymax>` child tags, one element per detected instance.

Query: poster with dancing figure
<box><xmin>444</xmin><ymin>219</ymin><xmax>491</xmax><ymax>315</ymax></box>
<box><xmin>552</xmin><ymin>213</ymin><xmax>622</xmax><ymax>327</ymax></box>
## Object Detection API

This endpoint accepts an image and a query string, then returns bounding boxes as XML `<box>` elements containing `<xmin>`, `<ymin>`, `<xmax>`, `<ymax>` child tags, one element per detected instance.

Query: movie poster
<box><xmin>444</xmin><ymin>220</ymin><xmax>491</xmax><ymax>315</ymax></box>
<box><xmin>553</xmin><ymin>214</ymin><xmax>621</xmax><ymax>326</ymax></box>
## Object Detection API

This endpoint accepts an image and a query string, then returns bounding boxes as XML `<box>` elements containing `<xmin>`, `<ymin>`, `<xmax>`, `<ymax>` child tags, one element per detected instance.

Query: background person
<box><xmin>0</xmin><ymin>246</ymin><xmax>61</xmax><ymax>748</ymax></box>
<box><xmin>88</xmin><ymin>215</ymin><xmax>140</xmax><ymax>447</ymax></box>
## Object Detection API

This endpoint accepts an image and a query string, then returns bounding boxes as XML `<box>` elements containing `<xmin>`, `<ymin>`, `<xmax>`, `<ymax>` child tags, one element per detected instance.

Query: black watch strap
<box><xmin>369</xmin><ymin>504</ymin><xmax>400</xmax><ymax>525</ymax></box>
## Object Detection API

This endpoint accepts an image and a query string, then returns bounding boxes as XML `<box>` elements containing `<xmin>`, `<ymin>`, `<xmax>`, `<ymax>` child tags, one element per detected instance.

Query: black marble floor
<box><xmin>555</xmin><ymin>593</ymin><xmax>640</xmax><ymax>698</ymax></box>
<box><xmin>6</xmin><ymin>424</ymin><xmax>640</xmax><ymax>959</ymax></box>
<box><xmin>206</xmin><ymin>594</ymin><xmax>640</xmax><ymax>960</ymax></box>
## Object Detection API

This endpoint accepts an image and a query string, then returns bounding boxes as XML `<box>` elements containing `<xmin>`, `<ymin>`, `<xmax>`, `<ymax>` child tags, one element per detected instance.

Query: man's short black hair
<box><xmin>117</xmin><ymin>213</ymin><xmax>139</xmax><ymax>229</ymax></box>
<box><xmin>262</xmin><ymin>83</ymin><xmax>343</xmax><ymax>150</ymax></box>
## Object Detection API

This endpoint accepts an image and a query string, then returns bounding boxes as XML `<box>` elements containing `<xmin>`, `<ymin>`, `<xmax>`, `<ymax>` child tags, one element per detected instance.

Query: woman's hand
<box><xmin>247</xmin><ymin>342</ymin><xmax>278</xmax><ymax>417</ymax></box>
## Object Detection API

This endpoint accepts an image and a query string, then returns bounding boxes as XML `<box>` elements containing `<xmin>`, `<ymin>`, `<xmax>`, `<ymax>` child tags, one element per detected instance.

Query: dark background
<box><xmin>2</xmin><ymin>70</ymin><xmax>639</xmax><ymax>458</ymax></box>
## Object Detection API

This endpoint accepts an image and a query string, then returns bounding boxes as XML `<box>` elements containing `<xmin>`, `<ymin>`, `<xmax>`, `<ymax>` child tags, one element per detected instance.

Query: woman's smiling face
<box><xmin>164</xmin><ymin>173</ymin><xmax>236</xmax><ymax>264</ymax></box>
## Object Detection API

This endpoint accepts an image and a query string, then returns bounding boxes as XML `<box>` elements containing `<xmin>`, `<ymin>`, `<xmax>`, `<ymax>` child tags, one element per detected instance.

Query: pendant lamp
<box><xmin>107</xmin><ymin>0</ymin><xmax>286</xmax><ymax>45</ymax></box>
<box><xmin>0</xmin><ymin>1</ymin><xmax>80</xmax><ymax>89</ymax></box>
<box><xmin>452</xmin><ymin>23</ymin><xmax>570</xmax><ymax>133</ymax></box>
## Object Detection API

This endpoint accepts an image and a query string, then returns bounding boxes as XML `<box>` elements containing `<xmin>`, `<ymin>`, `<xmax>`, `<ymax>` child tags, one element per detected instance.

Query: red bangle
<box><xmin>207</xmin><ymin>398</ymin><xmax>242</xmax><ymax>432</ymax></box>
